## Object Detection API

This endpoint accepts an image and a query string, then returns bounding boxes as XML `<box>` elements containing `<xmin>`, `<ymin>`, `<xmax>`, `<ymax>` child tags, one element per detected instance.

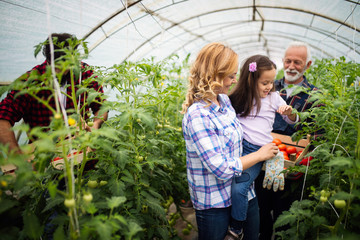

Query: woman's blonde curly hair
<box><xmin>181</xmin><ymin>42</ymin><xmax>238</xmax><ymax>113</ymax></box>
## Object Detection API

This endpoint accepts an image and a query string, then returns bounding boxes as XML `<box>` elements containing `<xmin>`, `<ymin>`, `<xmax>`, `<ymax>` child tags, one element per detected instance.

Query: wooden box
<box><xmin>1</xmin><ymin>150</ymin><xmax>85</xmax><ymax>175</ymax></box>
<box><xmin>0</xmin><ymin>163</ymin><xmax>17</xmax><ymax>175</ymax></box>
<box><xmin>262</xmin><ymin>132</ymin><xmax>311</xmax><ymax>170</ymax></box>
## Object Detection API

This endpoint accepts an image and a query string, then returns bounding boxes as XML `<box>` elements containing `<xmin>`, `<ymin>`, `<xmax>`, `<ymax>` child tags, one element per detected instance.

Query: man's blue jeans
<box><xmin>231</xmin><ymin>139</ymin><xmax>262</xmax><ymax>221</ymax></box>
<box><xmin>195</xmin><ymin>207</ymin><xmax>231</xmax><ymax>240</ymax></box>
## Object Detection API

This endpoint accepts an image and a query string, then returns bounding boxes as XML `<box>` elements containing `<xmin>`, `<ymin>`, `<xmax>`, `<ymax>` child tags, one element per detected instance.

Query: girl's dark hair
<box><xmin>229</xmin><ymin>55</ymin><xmax>276</xmax><ymax>117</ymax></box>
<box><xmin>42</xmin><ymin>33</ymin><xmax>78</xmax><ymax>63</ymax></box>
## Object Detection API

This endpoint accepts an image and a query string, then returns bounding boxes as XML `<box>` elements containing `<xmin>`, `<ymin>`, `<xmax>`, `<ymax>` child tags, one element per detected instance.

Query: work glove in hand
<box><xmin>263</xmin><ymin>152</ymin><xmax>285</xmax><ymax>192</ymax></box>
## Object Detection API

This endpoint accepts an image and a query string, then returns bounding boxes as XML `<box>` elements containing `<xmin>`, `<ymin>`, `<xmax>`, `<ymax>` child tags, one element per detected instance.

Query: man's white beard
<box><xmin>284</xmin><ymin>68</ymin><xmax>306</xmax><ymax>82</ymax></box>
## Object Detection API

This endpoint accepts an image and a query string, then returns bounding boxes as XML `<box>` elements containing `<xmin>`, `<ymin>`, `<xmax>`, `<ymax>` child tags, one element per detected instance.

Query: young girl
<box><xmin>182</xmin><ymin>44</ymin><xmax>279</xmax><ymax>240</ymax></box>
<box><xmin>227</xmin><ymin>55</ymin><xmax>298</xmax><ymax>239</ymax></box>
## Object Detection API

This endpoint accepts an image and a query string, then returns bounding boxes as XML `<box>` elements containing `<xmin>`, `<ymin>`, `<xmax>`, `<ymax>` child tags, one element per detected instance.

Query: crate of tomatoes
<box><xmin>264</xmin><ymin>132</ymin><xmax>311</xmax><ymax>170</ymax></box>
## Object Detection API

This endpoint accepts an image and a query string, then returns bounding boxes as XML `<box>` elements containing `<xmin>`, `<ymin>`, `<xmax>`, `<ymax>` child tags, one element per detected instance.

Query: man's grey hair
<box><xmin>285</xmin><ymin>41</ymin><xmax>312</xmax><ymax>64</ymax></box>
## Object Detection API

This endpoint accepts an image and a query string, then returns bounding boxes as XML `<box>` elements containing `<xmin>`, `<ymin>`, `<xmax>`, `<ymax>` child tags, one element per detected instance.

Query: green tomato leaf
<box><xmin>325</xmin><ymin>157</ymin><xmax>353</xmax><ymax>168</ymax></box>
<box><xmin>23</xmin><ymin>211</ymin><xmax>43</xmax><ymax>239</ymax></box>
<box><xmin>95</xmin><ymin>221</ymin><xmax>112</xmax><ymax>240</ymax></box>
<box><xmin>107</xmin><ymin>196</ymin><xmax>126</xmax><ymax>209</ymax></box>
<box><xmin>0</xmin><ymin>199</ymin><xmax>17</xmax><ymax>214</ymax></box>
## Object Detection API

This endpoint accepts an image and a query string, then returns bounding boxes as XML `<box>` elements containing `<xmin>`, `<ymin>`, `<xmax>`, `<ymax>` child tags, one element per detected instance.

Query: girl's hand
<box><xmin>277</xmin><ymin>105</ymin><xmax>293</xmax><ymax>116</ymax></box>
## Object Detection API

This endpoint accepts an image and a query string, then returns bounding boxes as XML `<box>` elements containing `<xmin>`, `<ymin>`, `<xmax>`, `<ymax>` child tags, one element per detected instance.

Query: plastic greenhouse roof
<box><xmin>0</xmin><ymin>0</ymin><xmax>359</xmax><ymax>83</ymax></box>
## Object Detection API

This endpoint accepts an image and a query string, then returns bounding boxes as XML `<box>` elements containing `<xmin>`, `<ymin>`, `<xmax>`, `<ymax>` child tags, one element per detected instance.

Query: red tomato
<box><xmin>286</xmin><ymin>146</ymin><xmax>297</xmax><ymax>154</ymax></box>
<box><xmin>278</xmin><ymin>144</ymin><xmax>287</xmax><ymax>151</ymax></box>
<box><xmin>272</xmin><ymin>138</ymin><xmax>282</xmax><ymax>146</ymax></box>
<box><xmin>296</xmin><ymin>151</ymin><xmax>303</xmax><ymax>159</ymax></box>
<box><xmin>281</xmin><ymin>151</ymin><xmax>289</xmax><ymax>160</ymax></box>
<box><xmin>299</xmin><ymin>156</ymin><xmax>313</xmax><ymax>166</ymax></box>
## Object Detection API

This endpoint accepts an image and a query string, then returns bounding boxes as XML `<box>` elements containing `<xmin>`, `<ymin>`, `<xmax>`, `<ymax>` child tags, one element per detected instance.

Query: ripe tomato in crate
<box><xmin>271</xmin><ymin>133</ymin><xmax>311</xmax><ymax>169</ymax></box>
<box><xmin>261</xmin><ymin>133</ymin><xmax>311</xmax><ymax>171</ymax></box>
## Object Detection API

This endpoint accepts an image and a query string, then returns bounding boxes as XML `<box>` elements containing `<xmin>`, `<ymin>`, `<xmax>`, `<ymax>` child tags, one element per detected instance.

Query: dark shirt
<box><xmin>272</xmin><ymin>75</ymin><xmax>317</xmax><ymax>136</ymax></box>
<box><xmin>0</xmin><ymin>61</ymin><xmax>103</xmax><ymax>129</ymax></box>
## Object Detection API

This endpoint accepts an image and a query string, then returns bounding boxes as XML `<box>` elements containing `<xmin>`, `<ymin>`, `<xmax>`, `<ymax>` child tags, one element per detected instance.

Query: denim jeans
<box><xmin>243</xmin><ymin>197</ymin><xmax>260</xmax><ymax>240</ymax></box>
<box><xmin>231</xmin><ymin>139</ymin><xmax>263</xmax><ymax>221</ymax></box>
<box><xmin>195</xmin><ymin>207</ymin><xmax>231</xmax><ymax>240</ymax></box>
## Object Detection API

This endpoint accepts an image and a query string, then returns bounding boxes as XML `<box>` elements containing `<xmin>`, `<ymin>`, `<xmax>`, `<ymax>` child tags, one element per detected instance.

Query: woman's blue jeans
<box><xmin>195</xmin><ymin>199</ymin><xmax>260</xmax><ymax>240</ymax></box>
<box><xmin>231</xmin><ymin>139</ymin><xmax>263</xmax><ymax>221</ymax></box>
<box><xmin>195</xmin><ymin>207</ymin><xmax>231</xmax><ymax>240</ymax></box>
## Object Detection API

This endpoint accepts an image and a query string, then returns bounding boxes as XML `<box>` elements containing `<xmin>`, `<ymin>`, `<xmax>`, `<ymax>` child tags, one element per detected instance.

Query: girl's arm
<box><xmin>277</xmin><ymin>105</ymin><xmax>297</xmax><ymax>122</ymax></box>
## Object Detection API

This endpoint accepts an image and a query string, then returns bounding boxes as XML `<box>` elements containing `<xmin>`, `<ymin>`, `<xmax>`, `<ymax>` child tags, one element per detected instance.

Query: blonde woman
<box><xmin>182</xmin><ymin>43</ymin><xmax>278</xmax><ymax>240</ymax></box>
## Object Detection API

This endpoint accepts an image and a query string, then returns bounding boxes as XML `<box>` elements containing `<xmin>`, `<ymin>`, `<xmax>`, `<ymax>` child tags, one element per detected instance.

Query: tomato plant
<box><xmin>274</xmin><ymin>57</ymin><xmax>360</xmax><ymax>239</ymax></box>
<box><xmin>0</xmin><ymin>40</ymin><xmax>190</xmax><ymax>239</ymax></box>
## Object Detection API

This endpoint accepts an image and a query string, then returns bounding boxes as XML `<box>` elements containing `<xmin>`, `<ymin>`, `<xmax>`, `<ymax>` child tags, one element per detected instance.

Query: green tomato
<box><xmin>320</xmin><ymin>189</ymin><xmax>331</xmax><ymax>198</ymax></box>
<box><xmin>87</xmin><ymin>121</ymin><xmax>94</xmax><ymax>127</ymax></box>
<box><xmin>136</xmin><ymin>156</ymin><xmax>144</xmax><ymax>162</ymax></box>
<box><xmin>187</xmin><ymin>223</ymin><xmax>192</xmax><ymax>230</ymax></box>
<box><xmin>64</xmin><ymin>198</ymin><xmax>75</xmax><ymax>208</ymax></box>
<box><xmin>334</xmin><ymin>199</ymin><xmax>346</xmax><ymax>209</ymax></box>
<box><xmin>54</xmin><ymin>113</ymin><xmax>62</xmax><ymax>119</ymax></box>
<box><xmin>141</xmin><ymin>205</ymin><xmax>148</xmax><ymax>213</ymax></box>
<box><xmin>99</xmin><ymin>180</ymin><xmax>108</xmax><ymax>186</ymax></box>
<box><xmin>83</xmin><ymin>193</ymin><xmax>93</xmax><ymax>203</ymax></box>
<box><xmin>169</xmin><ymin>219</ymin><xmax>176</xmax><ymax>226</ymax></box>
<box><xmin>320</xmin><ymin>196</ymin><xmax>328</xmax><ymax>203</ymax></box>
<box><xmin>87</xmin><ymin>180</ymin><xmax>98</xmax><ymax>188</ymax></box>
<box><xmin>182</xmin><ymin>228</ymin><xmax>190</xmax><ymax>235</ymax></box>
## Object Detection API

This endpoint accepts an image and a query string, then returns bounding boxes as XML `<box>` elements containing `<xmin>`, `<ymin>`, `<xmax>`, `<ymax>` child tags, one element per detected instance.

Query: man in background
<box><xmin>0</xmin><ymin>33</ymin><xmax>108</xmax><ymax>153</ymax></box>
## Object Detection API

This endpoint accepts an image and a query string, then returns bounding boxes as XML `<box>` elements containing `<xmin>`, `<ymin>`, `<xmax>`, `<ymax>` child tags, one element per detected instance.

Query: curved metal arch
<box><xmin>127</xmin><ymin>18</ymin><xmax>356</xmax><ymax>61</ymax></box>
<box><xmin>163</xmin><ymin>35</ymin><xmax>335</xmax><ymax>63</ymax></box>
<box><xmin>84</xmin><ymin>4</ymin><xmax>359</xmax><ymax>56</ymax></box>
<box><xmin>256</xmin><ymin>5</ymin><xmax>359</xmax><ymax>32</ymax></box>
<box><xmin>82</xmin><ymin>0</ymin><xmax>143</xmax><ymax>40</ymax></box>
<box><xmin>82</xmin><ymin>0</ymin><xmax>187</xmax><ymax>40</ymax></box>
<box><xmin>230</xmin><ymin>41</ymin><xmax>334</xmax><ymax>59</ymax></box>
<box><xmin>163</xmin><ymin>22</ymin><xmax>344</xmax><ymax>58</ymax></box>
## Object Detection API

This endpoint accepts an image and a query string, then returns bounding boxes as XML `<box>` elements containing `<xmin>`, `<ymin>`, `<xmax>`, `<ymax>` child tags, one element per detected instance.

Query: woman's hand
<box><xmin>257</xmin><ymin>143</ymin><xmax>279</xmax><ymax>161</ymax></box>
<box><xmin>240</xmin><ymin>142</ymin><xmax>278</xmax><ymax>170</ymax></box>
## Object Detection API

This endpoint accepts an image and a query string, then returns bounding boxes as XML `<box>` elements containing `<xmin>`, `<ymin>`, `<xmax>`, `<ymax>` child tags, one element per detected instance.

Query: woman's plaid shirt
<box><xmin>182</xmin><ymin>94</ymin><xmax>248</xmax><ymax>210</ymax></box>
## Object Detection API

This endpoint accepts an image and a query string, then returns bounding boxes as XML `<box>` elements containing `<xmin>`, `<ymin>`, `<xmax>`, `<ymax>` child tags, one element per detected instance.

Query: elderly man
<box><xmin>255</xmin><ymin>41</ymin><xmax>318</xmax><ymax>240</ymax></box>
<box><xmin>272</xmin><ymin>41</ymin><xmax>317</xmax><ymax>135</ymax></box>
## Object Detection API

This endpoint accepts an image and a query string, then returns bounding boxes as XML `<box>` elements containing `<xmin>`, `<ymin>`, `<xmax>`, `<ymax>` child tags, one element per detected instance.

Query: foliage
<box><xmin>275</xmin><ymin>57</ymin><xmax>360</xmax><ymax>239</ymax></box>
<box><xmin>0</xmin><ymin>38</ymin><xmax>190</xmax><ymax>239</ymax></box>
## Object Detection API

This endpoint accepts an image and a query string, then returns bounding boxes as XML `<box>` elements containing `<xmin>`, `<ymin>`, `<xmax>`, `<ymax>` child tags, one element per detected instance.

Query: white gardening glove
<box><xmin>263</xmin><ymin>152</ymin><xmax>285</xmax><ymax>192</ymax></box>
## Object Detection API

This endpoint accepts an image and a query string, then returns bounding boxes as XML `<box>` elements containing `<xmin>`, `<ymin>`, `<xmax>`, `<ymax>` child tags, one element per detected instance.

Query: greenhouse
<box><xmin>0</xmin><ymin>0</ymin><xmax>359</xmax><ymax>239</ymax></box>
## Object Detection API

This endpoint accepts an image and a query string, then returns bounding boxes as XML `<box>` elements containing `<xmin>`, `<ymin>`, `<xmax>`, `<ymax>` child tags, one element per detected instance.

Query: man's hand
<box><xmin>0</xmin><ymin>119</ymin><xmax>20</xmax><ymax>153</ymax></box>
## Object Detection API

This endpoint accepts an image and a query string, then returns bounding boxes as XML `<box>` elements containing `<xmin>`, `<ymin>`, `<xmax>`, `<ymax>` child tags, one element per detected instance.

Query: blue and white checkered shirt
<box><xmin>183</xmin><ymin>94</ymin><xmax>256</xmax><ymax>210</ymax></box>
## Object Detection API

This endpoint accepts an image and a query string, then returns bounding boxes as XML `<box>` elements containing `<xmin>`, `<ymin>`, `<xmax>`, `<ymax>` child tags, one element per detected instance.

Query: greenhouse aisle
<box><xmin>168</xmin><ymin>203</ymin><xmax>198</xmax><ymax>240</ymax></box>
